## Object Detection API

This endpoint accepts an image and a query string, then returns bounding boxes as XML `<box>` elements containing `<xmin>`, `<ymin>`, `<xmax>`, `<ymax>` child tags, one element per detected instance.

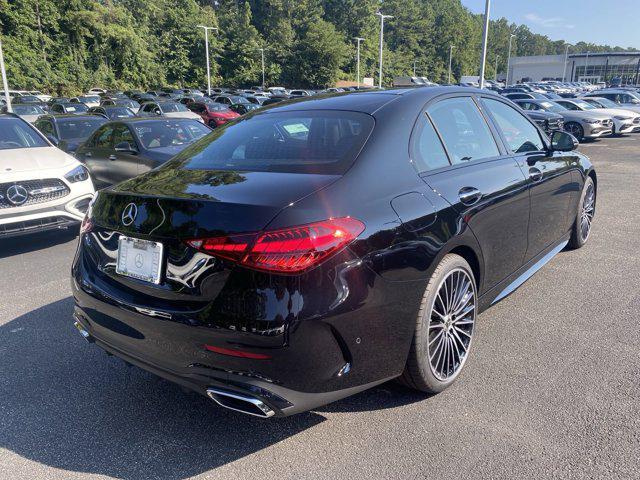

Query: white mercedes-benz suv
<box><xmin>0</xmin><ymin>113</ymin><xmax>95</xmax><ymax>238</ymax></box>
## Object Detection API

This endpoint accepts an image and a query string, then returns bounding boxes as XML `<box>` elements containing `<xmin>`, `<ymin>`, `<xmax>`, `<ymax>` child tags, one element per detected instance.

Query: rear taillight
<box><xmin>186</xmin><ymin>217</ymin><xmax>365</xmax><ymax>274</ymax></box>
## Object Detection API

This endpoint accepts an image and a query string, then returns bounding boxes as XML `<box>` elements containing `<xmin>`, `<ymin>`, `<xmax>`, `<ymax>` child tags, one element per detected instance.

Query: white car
<box><xmin>137</xmin><ymin>101</ymin><xmax>205</xmax><ymax>123</ymax></box>
<box><xmin>0</xmin><ymin>114</ymin><xmax>95</xmax><ymax>238</ymax></box>
<box><xmin>555</xmin><ymin>98</ymin><xmax>640</xmax><ymax>135</ymax></box>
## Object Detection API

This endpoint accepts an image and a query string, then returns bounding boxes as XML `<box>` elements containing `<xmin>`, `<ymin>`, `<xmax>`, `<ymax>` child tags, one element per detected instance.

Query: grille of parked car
<box><xmin>601</xmin><ymin>119</ymin><xmax>613</xmax><ymax>127</ymax></box>
<box><xmin>0</xmin><ymin>179</ymin><xmax>70</xmax><ymax>209</ymax></box>
<box><xmin>633</xmin><ymin>118</ymin><xmax>640</xmax><ymax>125</ymax></box>
<box><xmin>548</xmin><ymin>118</ymin><xmax>564</xmax><ymax>132</ymax></box>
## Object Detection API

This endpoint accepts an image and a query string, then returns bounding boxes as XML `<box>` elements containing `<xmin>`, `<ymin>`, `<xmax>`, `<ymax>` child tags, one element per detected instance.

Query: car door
<box><xmin>420</xmin><ymin>95</ymin><xmax>530</xmax><ymax>291</ymax></box>
<box><xmin>109</xmin><ymin>123</ymin><xmax>142</xmax><ymax>184</ymax></box>
<box><xmin>79</xmin><ymin>124</ymin><xmax>115</xmax><ymax>188</ymax></box>
<box><xmin>480</xmin><ymin>96</ymin><xmax>577</xmax><ymax>260</ymax></box>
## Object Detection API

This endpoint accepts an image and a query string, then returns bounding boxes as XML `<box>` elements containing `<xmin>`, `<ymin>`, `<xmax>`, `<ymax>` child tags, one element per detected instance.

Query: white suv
<box><xmin>0</xmin><ymin>114</ymin><xmax>95</xmax><ymax>238</ymax></box>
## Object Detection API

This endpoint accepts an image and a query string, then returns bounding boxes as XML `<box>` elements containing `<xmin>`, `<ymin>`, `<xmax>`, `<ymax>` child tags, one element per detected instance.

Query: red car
<box><xmin>187</xmin><ymin>101</ymin><xmax>240</xmax><ymax>128</ymax></box>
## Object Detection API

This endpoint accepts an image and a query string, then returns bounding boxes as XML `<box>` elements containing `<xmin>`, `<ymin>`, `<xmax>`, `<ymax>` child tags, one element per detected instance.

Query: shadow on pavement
<box><xmin>0</xmin><ymin>297</ymin><xmax>425</xmax><ymax>479</ymax></box>
<box><xmin>0</xmin><ymin>228</ymin><xmax>78</xmax><ymax>259</ymax></box>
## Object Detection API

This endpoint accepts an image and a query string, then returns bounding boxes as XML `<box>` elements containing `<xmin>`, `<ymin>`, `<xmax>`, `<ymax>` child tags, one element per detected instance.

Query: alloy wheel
<box><xmin>566</xmin><ymin>123</ymin><xmax>583</xmax><ymax>140</ymax></box>
<box><xmin>580</xmin><ymin>182</ymin><xmax>595</xmax><ymax>241</ymax></box>
<box><xmin>427</xmin><ymin>268</ymin><xmax>476</xmax><ymax>382</ymax></box>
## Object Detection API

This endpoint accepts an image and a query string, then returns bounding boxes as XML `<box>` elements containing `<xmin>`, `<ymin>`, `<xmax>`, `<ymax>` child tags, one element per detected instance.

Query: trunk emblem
<box><xmin>122</xmin><ymin>203</ymin><xmax>138</xmax><ymax>226</ymax></box>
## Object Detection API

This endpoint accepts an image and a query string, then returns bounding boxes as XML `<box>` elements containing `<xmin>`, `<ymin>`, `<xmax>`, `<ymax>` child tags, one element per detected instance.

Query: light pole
<box><xmin>413</xmin><ymin>60</ymin><xmax>417</xmax><ymax>77</ymax></box>
<box><xmin>562</xmin><ymin>43</ymin><xmax>570</xmax><ymax>82</ymax></box>
<box><xmin>585</xmin><ymin>51</ymin><xmax>590</xmax><ymax>81</ymax></box>
<box><xmin>258</xmin><ymin>48</ymin><xmax>265</xmax><ymax>89</ymax></box>
<box><xmin>478</xmin><ymin>0</ymin><xmax>491</xmax><ymax>89</ymax></box>
<box><xmin>197</xmin><ymin>25</ymin><xmax>218</xmax><ymax>96</ymax></box>
<box><xmin>448</xmin><ymin>45</ymin><xmax>455</xmax><ymax>84</ymax></box>
<box><xmin>376</xmin><ymin>11</ymin><xmax>393</xmax><ymax>88</ymax></box>
<box><xmin>494</xmin><ymin>55</ymin><xmax>500</xmax><ymax>81</ymax></box>
<box><xmin>0</xmin><ymin>39</ymin><xmax>10</xmax><ymax>112</ymax></box>
<box><xmin>506</xmin><ymin>33</ymin><xmax>515</xmax><ymax>85</ymax></box>
<box><xmin>354</xmin><ymin>37</ymin><xmax>364</xmax><ymax>86</ymax></box>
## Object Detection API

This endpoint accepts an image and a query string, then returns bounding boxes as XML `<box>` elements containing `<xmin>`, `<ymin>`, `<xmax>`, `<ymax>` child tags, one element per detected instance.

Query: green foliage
<box><xmin>0</xmin><ymin>0</ymin><xmax>634</xmax><ymax>93</ymax></box>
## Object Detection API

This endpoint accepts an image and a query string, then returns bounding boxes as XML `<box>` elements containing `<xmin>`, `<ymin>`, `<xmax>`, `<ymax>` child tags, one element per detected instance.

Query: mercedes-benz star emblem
<box><xmin>121</xmin><ymin>203</ymin><xmax>138</xmax><ymax>226</ymax></box>
<box><xmin>6</xmin><ymin>185</ymin><xmax>28</xmax><ymax>206</ymax></box>
<box><xmin>134</xmin><ymin>253</ymin><xmax>144</xmax><ymax>269</ymax></box>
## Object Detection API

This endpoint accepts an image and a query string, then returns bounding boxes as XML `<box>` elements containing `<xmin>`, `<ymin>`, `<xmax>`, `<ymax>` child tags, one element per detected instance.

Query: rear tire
<box><xmin>208</xmin><ymin>120</ymin><xmax>217</xmax><ymax>129</ymax></box>
<box><xmin>568</xmin><ymin>176</ymin><xmax>595</xmax><ymax>249</ymax></box>
<box><xmin>400</xmin><ymin>254</ymin><xmax>477</xmax><ymax>394</ymax></box>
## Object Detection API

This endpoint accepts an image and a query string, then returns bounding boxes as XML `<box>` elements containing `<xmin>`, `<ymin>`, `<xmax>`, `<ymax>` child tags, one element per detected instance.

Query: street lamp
<box><xmin>506</xmin><ymin>33</ymin><xmax>516</xmax><ymax>86</ymax></box>
<box><xmin>0</xmin><ymin>39</ymin><xmax>11</xmax><ymax>112</ymax></box>
<box><xmin>354</xmin><ymin>37</ymin><xmax>364</xmax><ymax>86</ymax></box>
<box><xmin>197</xmin><ymin>25</ymin><xmax>218</xmax><ymax>96</ymax></box>
<box><xmin>562</xmin><ymin>43</ymin><xmax>571</xmax><ymax>82</ymax></box>
<box><xmin>376</xmin><ymin>11</ymin><xmax>393</xmax><ymax>88</ymax></box>
<box><xmin>585</xmin><ymin>51</ymin><xmax>590</xmax><ymax>81</ymax></box>
<box><xmin>494</xmin><ymin>55</ymin><xmax>500</xmax><ymax>81</ymax></box>
<box><xmin>258</xmin><ymin>48</ymin><xmax>265</xmax><ymax>89</ymax></box>
<box><xmin>448</xmin><ymin>45</ymin><xmax>456</xmax><ymax>84</ymax></box>
<box><xmin>478</xmin><ymin>0</ymin><xmax>491</xmax><ymax>89</ymax></box>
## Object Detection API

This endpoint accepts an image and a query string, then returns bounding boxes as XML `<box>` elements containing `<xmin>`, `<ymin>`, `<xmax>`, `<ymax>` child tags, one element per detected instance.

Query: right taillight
<box><xmin>185</xmin><ymin>217</ymin><xmax>365</xmax><ymax>274</ymax></box>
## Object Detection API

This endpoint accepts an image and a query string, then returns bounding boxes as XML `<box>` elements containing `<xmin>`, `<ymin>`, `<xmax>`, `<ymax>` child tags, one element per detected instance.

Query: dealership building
<box><xmin>507</xmin><ymin>52</ymin><xmax>640</xmax><ymax>84</ymax></box>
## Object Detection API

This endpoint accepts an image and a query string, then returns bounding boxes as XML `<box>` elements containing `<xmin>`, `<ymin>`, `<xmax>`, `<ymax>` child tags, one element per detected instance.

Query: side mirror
<box><xmin>115</xmin><ymin>141</ymin><xmax>137</xmax><ymax>154</ymax></box>
<box><xmin>550</xmin><ymin>130</ymin><xmax>578</xmax><ymax>152</ymax></box>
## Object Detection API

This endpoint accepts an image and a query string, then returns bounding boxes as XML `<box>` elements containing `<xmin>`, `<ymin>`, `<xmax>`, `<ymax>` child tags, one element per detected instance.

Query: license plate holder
<box><xmin>116</xmin><ymin>236</ymin><xmax>164</xmax><ymax>284</ymax></box>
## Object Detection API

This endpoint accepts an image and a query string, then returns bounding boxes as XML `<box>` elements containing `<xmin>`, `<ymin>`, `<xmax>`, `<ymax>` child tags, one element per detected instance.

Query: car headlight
<box><xmin>64</xmin><ymin>164</ymin><xmax>89</xmax><ymax>183</ymax></box>
<box><xmin>614</xmin><ymin>115</ymin><xmax>631</xmax><ymax>121</ymax></box>
<box><xmin>583</xmin><ymin>118</ymin><xmax>600</xmax><ymax>124</ymax></box>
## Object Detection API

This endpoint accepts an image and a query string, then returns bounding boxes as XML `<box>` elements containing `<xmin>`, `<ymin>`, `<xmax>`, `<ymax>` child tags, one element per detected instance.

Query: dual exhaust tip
<box><xmin>73</xmin><ymin>316</ymin><xmax>275</xmax><ymax>418</ymax></box>
<box><xmin>206</xmin><ymin>388</ymin><xmax>275</xmax><ymax>418</ymax></box>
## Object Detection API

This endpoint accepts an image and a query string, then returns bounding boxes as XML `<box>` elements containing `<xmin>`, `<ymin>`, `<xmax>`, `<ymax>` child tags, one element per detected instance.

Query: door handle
<box><xmin>109</xmin><ymin>155</ymin><xmax>117</xmax><ymax>161</ymax></box>
<box><xmin>529</xmin><ymin>167</ymin><xmax>543</xmax><ymax>182</ymax></box>
<box><xmin>458</xmin><ymin>187</ymin><xmax>482</xmax><ymax>206</ymax></box>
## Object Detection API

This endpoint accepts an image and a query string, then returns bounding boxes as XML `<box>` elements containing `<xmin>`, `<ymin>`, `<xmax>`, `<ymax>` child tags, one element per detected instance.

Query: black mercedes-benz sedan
<box><xmin>72</xmin><ymin>87</ymin><xmax>596</xmax><ymax>417</ymax></box>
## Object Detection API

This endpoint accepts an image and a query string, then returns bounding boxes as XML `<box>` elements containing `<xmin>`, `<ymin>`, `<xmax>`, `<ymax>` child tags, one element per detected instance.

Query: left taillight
<box><xmin>185</xmin><ymin>217</ymin><xmax>365</xmax><ymax>274</ymax></box>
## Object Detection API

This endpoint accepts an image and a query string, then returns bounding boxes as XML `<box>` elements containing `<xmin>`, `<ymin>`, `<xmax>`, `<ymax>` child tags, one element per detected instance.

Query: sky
<box><xmin>461</xmin><ymin>0</ymin><xmax>640</xmax><ymax>49</ymax></box>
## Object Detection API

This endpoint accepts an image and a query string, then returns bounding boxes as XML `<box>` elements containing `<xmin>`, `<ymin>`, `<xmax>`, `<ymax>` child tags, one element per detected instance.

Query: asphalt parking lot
<box><xmin>1</xmin><ymin>136</ymin><xmax>639</xmax><ymax>480</ymax></box>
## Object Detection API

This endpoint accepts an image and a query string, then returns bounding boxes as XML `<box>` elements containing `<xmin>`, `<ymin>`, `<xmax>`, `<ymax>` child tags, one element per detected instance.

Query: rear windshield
<box><xmin>175</xmin><ymin>110</ymin><xmax>374</xmax><ymax>175</ymax></box>
<box><xmin>0</xmin><ymin>118</ymin><xmax>48</xmax><ymax>149</ymax></box>
<box><xmin>132</xmin><ymin>120</ymin><xmax>210</xmax><ymax>149</ymax></box>
<box><xmin>59</xmin><ymin>118</ymin><xmax>107</xmax><ymax>139</ymax></box>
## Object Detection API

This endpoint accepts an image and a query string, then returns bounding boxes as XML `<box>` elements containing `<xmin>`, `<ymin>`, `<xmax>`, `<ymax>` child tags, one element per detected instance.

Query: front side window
<box><xmin>91</xmin><ymin>126</ymin><xmax>114</xmax><ymax>148</ymax></box>
<box><xmin>482</xmin><ymin>98</ymin><xmax>544</xmax><ymax>153</ymax></box>
<box><xmin>411</xmin><ymin>115</ymin><xmax>450</xmax><ymax>172</ymax></box>
<box><xmin>427</xmin><ymin>97</ymin><xmax>499</xmax><ymax>164</ymax></box>
<box><xmin>0</xmin><ymin>118</ymin><xmax>48</xmax><ymax>149</ymax></box>
<box><xmin>112</xmin><ymin>125</ymin><xmax>137</xmax><ymax>148</ymax></box>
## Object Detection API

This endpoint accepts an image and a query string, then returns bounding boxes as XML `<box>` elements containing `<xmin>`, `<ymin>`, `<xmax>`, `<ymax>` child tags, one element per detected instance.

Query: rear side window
<box><xmin>411</xmin><ymin>115</ymin><xmax>450</xmax><ymax>172</ymax></box>
<box><xmin>177</xmin><ymin>111</ymin><xmax>374</xmax><ymax>175</ymax></box>
<box><xmin>481</xmin><ymin>98</ymin><xmax>544</xmax><ymax>153</ymax></box>
<box><xmin>427</xmin><ymin>97</ymin><xmax>499</xmax><ymax>164</ymax></box>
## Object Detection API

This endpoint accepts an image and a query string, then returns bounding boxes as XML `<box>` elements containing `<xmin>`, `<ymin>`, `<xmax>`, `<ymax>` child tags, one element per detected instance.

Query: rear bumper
<box><xmin>72</xmin><ymin>307</ymin><xmax>393</xmax><ymax>417</ymax></box>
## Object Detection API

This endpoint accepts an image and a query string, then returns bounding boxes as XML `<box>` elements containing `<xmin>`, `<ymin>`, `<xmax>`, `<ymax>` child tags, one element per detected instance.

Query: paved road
<box><xmin>1</xmin><ymin>136</ymin><xmax>638</xmax><ymax>480</ymax></box>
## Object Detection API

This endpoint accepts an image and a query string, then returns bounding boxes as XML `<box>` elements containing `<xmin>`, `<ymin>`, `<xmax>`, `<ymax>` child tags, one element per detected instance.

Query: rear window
<box><xmin>133</xmin><ymin>120</ymin><xmax>210</xmax><ymax>149</ymax></box>
<box><xmin>176</xmin><ymin>110</ymin><xmax>374</xmax><ymax>175</ymax></box>
<box><xmin>0</xmin><ymin>118</ymin><xmax>48</xmax><ymax>149</ymax></box>
<box><xmin>58</xmin><ymin>118</ymin><xmax>107</xmax><ymax>139</ymax></box>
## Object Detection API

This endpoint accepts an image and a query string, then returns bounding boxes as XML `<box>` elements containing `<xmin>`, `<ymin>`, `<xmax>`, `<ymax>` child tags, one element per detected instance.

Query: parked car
<box><xmin>136</xmin><ymin>101</ymin><xmax>204</xmax><ymax>123</ymax></box>
<box><xmin>35</xmin><ymin>114</ymin><xmax>108</xmax><ymax>153</ymax></box>
<box><xmin>12</xmin><ymin>95</ymin><xmax>46</xmax><ymax>106</ymax></box>
<box><xmin>211</xmin><ymin>95</ymin><xmax>259</xmax><ymax>115</ymax></box>
<box><xmin>49</xmin><ymin>102</ymin><xmax>90</xmax><ymax>115</ymax></box>
<box><xmin>87</xmin><ymin>88</ymin><xmax>107</xmax><ymax>95</ymax></box>
<box><xmin>4</xmin><ymin>104</ymin><xmax>47</xmax><ymax>123</ymax></box>
<box><xmin>100</xmin><ymin>98</ymin><xmax>140</xmax><ymax>110</ymax></box>
<box><xmin>71</xmin><ymin>87</ymin><xmax>596</xmax><ymax>417</ymax></box>
<box><xmin>288</xmin><ymin>89</ymin><xmax>313</xmax><ymax>97</ymax></box>
<box><xmin>70</xmin><ymin>96</ymin><xmax>101</xmax><ymax>108</ymax></box>
<box><xmin>554</xmin><ymin>98</ymin><xmax>640</xmax><ymax>135</ymax></box>
<box><xmin>513</xmin><ymin>99</ymin><xmax>613</xmax><ymax>141</ymax></box>
<box><xmin>582</xmin><ymin>88</ymin><xmax>640</xmax><ymax>107</ymax></box>
<box><xmin>517</xmin><ymin>108</ymin><xmax>564</xmax><ymax>136</ymax></box>
<box><xmin>0</xmin><ymin>113</ymin><xmax>94</xmax><ymax>237</ymax></box>
<box><xmin>87</xmin><ymin>106</ymin><xmax>136</xmax><ymax>120</ymax></box>
<box><xmin>76</xmin><ymin>118</ymin><xmax>211</xmax><ymax>188</ymax></box>
<box><xmin>502</xmin><ymin>92</ymin><xmax>548</xmax><ymax>101</ymax></box>
<box><xmin>581</xmin><ymin>96</ymin><xmax>640</xmax><ymax>117</ymax></box>
<box><xmin>186</xmin><ymin>101</ymin><xmax>240</xmax><ymax>128</ymax></box>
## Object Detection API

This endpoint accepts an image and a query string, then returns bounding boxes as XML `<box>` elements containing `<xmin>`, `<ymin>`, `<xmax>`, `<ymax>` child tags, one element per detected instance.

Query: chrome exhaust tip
<box><xmin>73</xmin><ymin>318</ymin><xmax>94</xmax><ymax>343</ymax></box>
<box><xmin>206</xmin><ymin>388</ymin><xmax>275</xmax><ymax>418</ymax></box>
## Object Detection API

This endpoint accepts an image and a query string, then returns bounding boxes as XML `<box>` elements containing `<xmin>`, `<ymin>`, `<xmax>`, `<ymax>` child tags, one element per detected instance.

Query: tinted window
<box><xmin>160</xmin><ymin>102</ymin><xmax>189</xmax><ymax>113</ymax></box>
<box><xmin>36</xmin><ymin>120</ymin><xmax>55</xmax><ymax>136</ymax></box>
<box><xmin>91</xmin><ymin>126</ymin><xmax>114</xmax><ymax>148</ymax></box>
<box><xmin>112</xmin><ymin>125</ymin><xmax>136</xmax><ymax>148</ymax></box>
<box><xmin>482</xmin><ymin>98</ymin><xmax>544</xmax><ymax>153</ymax></box>
<box><xmin>411</xmin><ymin>115</ymin><xmax>450</xmax><ymax>172</ymax></box>
<box><xmin>132</xmin><ymin>120</ymin><xmax>210</xmax><ymax>149</ymax></box>
<box><xmin>13</xmin><ymin>105</ymin><xmax>45</xmax><ymax>115</ymax></box>
<box><xmin>427</xmin><ymin>97</ymin><xmax>499</xmax><ymax>164</ymax></box>
<box><xmin>58</xmin><ymin>118</ymin><xmax>107</xmax><ymax>140</ymax></box>
<box><xmin>0</xmin><ymin>118</ymin><xmax>48</xmax><ymax>149</ymax></box>
<box><xmin>176</xmin><ymin>111</ymin><xmax>374</xmax><ymax>175</ymax></box>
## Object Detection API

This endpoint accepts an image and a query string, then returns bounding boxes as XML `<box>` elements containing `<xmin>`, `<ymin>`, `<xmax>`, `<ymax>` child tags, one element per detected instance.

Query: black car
<box><xmin>34</xmin><ymin>114</ymin><xmax>108</xmax><ymax>153</ymax></box>
<box><xmin>516</xmin><ymin>108</ymin><xmax>565</xmax><ymax>135</ymax></box>
<box><xmin>72</xmin><ymin>87</ymin><xmax>596</xmax><ymax>417</ymax></box>
<box><xmin>87</xmin><ymin>106</ymin><xmax>136</xmax><ymax>120</ymax></box>
<box><xmin>76</xmin><ymin>118</ymin><xmax>210</xmax><ymax>188</ymax></box>
<box><xmin>100</xmin><ymin>98</ymin><xmax>140</xmax><ymax>110</ymax></box>
<box><xmin>50</xmin><ymin>102</ymin><xmax>90</xmax><ymax>115</ymax></box>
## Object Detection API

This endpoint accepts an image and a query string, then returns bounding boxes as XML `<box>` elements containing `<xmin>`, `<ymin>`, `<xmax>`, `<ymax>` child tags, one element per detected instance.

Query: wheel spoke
<box><xmin>454</xmin><ymin>325</ymin><xmax>472</xmax><ymax>338</ymax></box>
<box><xmin>429</xmin><ymin>330</ymin><xmax>444</xmax><ymax>346</ymax></box>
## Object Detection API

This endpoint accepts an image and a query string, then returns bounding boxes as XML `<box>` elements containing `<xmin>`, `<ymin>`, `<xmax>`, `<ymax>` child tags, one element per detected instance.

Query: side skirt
<box><xmin>479</xmin><ymin>235</ymin><xmax>569</xmax><ymax>310</ymax></box>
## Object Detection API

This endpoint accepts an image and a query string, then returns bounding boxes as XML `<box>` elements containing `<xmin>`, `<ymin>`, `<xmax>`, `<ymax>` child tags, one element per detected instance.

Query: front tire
<box><xmin>400</xmin><ymin>254</ymin><xmax>477</xmax><ymax>393</ymax></box>
<box><xmin>568</xmin><ymin>176</ymin><xmax>595</xmax><ymax>249</ymax></box>
<box><xmin>565</xmin><ymin>122</ymin><xmax>584</xmax><ymax>142</ymax></box>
